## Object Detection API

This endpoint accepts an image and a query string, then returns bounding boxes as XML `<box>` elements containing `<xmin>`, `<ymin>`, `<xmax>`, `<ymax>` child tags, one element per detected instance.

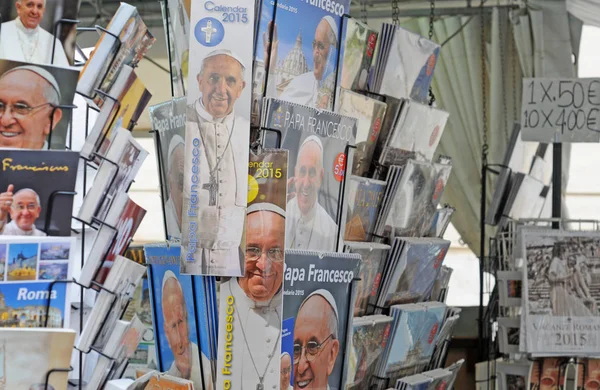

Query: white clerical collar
<box><xmin>295</xmin><ymin>197</ymin><xmax>318</xmax><ymax>225</ymax></box>
<box><xmin>231</xmin><ymin>276</ymin><xmax>280</xmax><ymax>310</ymax></box>
<box><xmin>7</xmin><ymin>220</ymin><xmax>38</xmax><ymax>235</ymax></box>
<box><xmin>195</xmin><ymin>97</ymin><xmax>234</xmax><ymax>128</ymax></box>
<box><xmin>15</xmin><ymin>17</ymin><xmax>39</xmax><ymax>36</ymax></box>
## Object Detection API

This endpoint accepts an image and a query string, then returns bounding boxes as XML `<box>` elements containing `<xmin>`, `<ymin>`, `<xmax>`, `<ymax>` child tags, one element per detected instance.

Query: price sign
<box><xmin>520</xmin><ymin>78</ymin><xmax>600</xmax><ymax>142</ymax></box>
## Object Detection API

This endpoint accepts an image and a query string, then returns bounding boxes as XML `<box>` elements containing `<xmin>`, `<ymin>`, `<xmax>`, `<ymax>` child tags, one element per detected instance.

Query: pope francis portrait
<box><xmin>264</xmin><ymin>16</ymin><xmax>338</xmax><ymax>110</ymax></box>
<box><xmin>182</xmin><ymin>48</ymin><xmax>249</xmax><ymax>276</ymax></box>
<box><xmin>0</xmin><ymin>0</ymin><xmax>69</xmax><ymax>66</ymax></box>
<box><xmin>218</xmin><ymin>203</ymin><xmax>285</xmax><ymax>390</ymax></box>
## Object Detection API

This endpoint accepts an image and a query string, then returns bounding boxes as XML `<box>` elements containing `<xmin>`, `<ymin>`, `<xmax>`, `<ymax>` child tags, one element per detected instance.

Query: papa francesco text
<box><xmin>285</xmin><ymin>263</ymin><xmax>354</xmax><ymax>287</ymax></box>
<box><xmin>222</xmin><ymin>295</ymin><xmax>235</xmax><ymax>389</ymax></box>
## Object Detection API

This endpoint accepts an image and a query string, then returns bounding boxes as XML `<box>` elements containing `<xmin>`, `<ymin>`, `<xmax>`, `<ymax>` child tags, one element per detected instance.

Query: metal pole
<box><xmin>552</xmin><ymin>143</ymin><xmax>562</xmax><ymax>229</ymax></box>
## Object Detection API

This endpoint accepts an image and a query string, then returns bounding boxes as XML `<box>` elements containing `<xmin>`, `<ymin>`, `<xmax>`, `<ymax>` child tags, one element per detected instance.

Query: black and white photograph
<box><xmin>0</xmin><ymin>0</ymin><xmax>81</xmax><ymax>66</ymax></box>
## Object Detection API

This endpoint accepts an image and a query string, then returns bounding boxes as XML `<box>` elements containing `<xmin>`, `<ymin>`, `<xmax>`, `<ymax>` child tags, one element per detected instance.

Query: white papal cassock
<box><xmin>182</xmin><ymin>98</ymin><xmax>248</xmax><ymax>276</ymax></box>
<box><xmin>286</xmin><ymin>197</ymin><xmax>337</xmax><ymax>251</ymax></box>
<box><xmin>0</xmin><ymin>220</ymin><xmax>46</xmax><ymax>236</ymax></box>
<box><xmin>0</xmin><ymin>18</ymin><xmax>69</xmax><ymax>66</ymax></box>
<box><xmin>219</xmin><ymin>278</ymin><xmax>282</xmax><ymax>390</ymax></box>
<box><xmin>166</xmin><ymin>341</ymin><xmax>205</xmax><ymax>390</ymax></box>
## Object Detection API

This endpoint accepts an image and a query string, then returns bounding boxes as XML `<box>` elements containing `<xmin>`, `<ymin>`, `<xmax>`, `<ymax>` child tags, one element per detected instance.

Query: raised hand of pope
<box><xmin>0</xmin><ymin>184</ymin><xmax>14</xmax><ymax>220</ymax></box>
<box><xmin>263</xmin><ymin>21</ymin><xmax>279</xmax><ymax>71</ymax></box>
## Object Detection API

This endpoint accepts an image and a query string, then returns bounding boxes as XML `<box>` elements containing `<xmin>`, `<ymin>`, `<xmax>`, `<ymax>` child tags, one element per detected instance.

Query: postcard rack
<box><xmin>29</xmin><ymin>19</ymin><xmax>145</xmax><ymax>390</ymax></box>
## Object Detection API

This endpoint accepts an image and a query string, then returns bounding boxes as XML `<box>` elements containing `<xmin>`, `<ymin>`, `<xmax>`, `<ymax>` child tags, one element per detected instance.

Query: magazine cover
<box><xmin>337</xmin><ymin>89</ymin><xmax>387</xmax><ymax>177</ymax></box>
<box><xmin>382</xmin><ymin>238</ymin><xmax>450</xmax><ymax>306</ymax></box>
<box><xmin>145</xmin><ymin>244</ymin><xmax>207</xmax><ymax>390</ymax></box>
<box><xmin>181</xmin><ymin>0</ymin><xmax>255</xmax><ymax>277</ymax></box>
<box><xmin>0</xmin><ymin>327</ymin><xmax>75</xmax><ymax>390</ymax></box>
<box><xmin>347</xmin><ymin>315</ymin><xmax>393</xmax><ymax>390</ymax></box>
<box><xmin>378</xmin><ymin>25</ymin><xmax>440</xmax><ymax>103</ymax></box>
<box><xmin>344</xmin><ymin>176</ymin><xmax>386</xmax><ymax>242</ymax></box>
<box><xmin>0</xmin><ymin>59</ymin><xmax>79</xmax><ymax>150</ymax></box>
<box><xmin>77</xmin><ymin>3</ymin><xmax>155</xmax><ymax>107</ymax></box>
<box><xmin>280</xmin><ymin>317</ymin><xmax>295</xmax><ymax>390</ymax></box>
<box><xmin>282</xmin><ymin>250</ymin><xmax>360</xmax><ymax>390</ymax></box>
<box><xmin>344</xmin><ymin>242</ymin><xmax>390</xmax><ymax>316</ymax></box>
<box><xmin>217</xmin><ymin>149</ymin><xmax>288</xmax><ymax>390</ymax></box>
<box><xmin>78</xmin><ymin>127</ymin><xmax>148</xmax><ymax>224</ymax></box>
<box><xmin>262</xmin><ymin>98</ymin><xmax>357</xmax><ymax>252</ymax></box>
<box><xmin>0</xmin><ymin>236</ymin><xmax>74</xmax><ymax>328</ymax></box>
<box><xmin>381</xmin><ymin>160</ymin><xmax>452</xmax><ymax>239</ymax></box>
<box><xmin>0</xmin><ymin>0</ymin><xmax>81</xmax><ymax>65</ymax></box>
<box><xmin>193</xmin><ymin>273</ymin><xmax>218</xmax><ymax>388</ymax></box>
<box><xmin>261</xmin><ymin>0</ymin><xmax>350</xmax><ymax>111</ymax></box>
<box><xmin>575</xmin><ymin>359</ymin><xmax>600</xmax><ymax>389</ymax></box>
<box><xmin>521</xmin><ymin>229</ymin><xmax>600</xmax><ymax>355</ymax></box>
<box><xmin>382</xmin><ymin>304</ymin><xmax>445</xmax><ymax>379</ymax></box>
<box><xmin>0</xmin><ymin>149</ymin><xmax>78</xmax><ymax>236</ymax></box>
<box><xmin>82</xmin><ymin>65</ymin><xmax>152</xmax><ymax>160</ymax></box>
<box><xmin>150</xmin><ymin>98</ymin><xmax>187</xmax><ymax>240</ymax></box>
<box><xmin>338</xmin><ymin>18</ymin><xmax>378</xmax><ymax>92</ymax></box>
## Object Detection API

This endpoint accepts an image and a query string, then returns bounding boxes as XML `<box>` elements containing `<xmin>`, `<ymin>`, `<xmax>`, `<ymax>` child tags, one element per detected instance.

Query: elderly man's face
<box><xmin>295</xmin><ymin>141</ymin><xmax>323</xmax><ymax>216</ymax></box>
<box><xmin>167</xmin><ymin>144</ymin><xmax>185</xmax><ymax>224</ymax></box>
<box><xmin>281</xmin><ymin>354</ymin><xmax>292</xmax><ymax>390</ymax></box>
<box><xmin>0</xmin><ymin>70</ymin><xmax>61</xmax><ymax>149</ymax></box>
<box><xmin>162</xmin><ymin>278</ymin><xmax>192</xmax><ymax>379</ymax></box>
<box><xmin>16</xmin><ymin>0</ymin><xmax>45</xmax><ymax>29</ymax></box>
<box><xmin>293</xmin><ymin>296</ymin><xmax>339</xmax><ymax>390</ymax></box>
<box><xmin>197</xmin><ymin>55</ymin><xmax>245</xmax><ymax>119</ymax></box>
<box><xmin>313</xmin><ymin>20</ymin><xmax>332</xmax><ymax>81</ymax></box>
<box><xmin>240</xmin><ymin>211</ymin><xmax>285</xmax><ymax>301</ymax></box>
<box><xmin>9</xmin><ymin>190</ymin><xmax>41</xmax><ymax>231</ymax></box>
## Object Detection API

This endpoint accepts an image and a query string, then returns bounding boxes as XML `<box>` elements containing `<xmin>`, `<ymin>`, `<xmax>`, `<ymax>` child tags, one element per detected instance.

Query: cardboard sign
<box><xmin>521</xmin><ymin>78</ymin><xmax>600</xmax><ymax>142</ymax></box>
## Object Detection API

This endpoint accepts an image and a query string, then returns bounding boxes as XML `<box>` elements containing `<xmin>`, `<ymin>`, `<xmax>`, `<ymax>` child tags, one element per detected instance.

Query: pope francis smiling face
<box><xmin>16</xmin><ymin>0</ymin><xmax>46</xmax><ymax>30</ymax></box>
<box><xmin>197</xmin><ymin>54</ymin><xmax>246</xmax><ymax>119</ymax></box>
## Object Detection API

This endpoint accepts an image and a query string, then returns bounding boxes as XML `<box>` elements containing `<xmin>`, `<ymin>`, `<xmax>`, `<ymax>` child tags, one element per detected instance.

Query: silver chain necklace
<box><xmin>230</xmin><ymin>283</ymin><xmax>281</xmax><ymax>390</ymax></box>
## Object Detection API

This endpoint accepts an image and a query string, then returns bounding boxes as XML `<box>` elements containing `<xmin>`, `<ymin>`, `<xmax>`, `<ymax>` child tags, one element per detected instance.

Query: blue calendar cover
<box><xmin>261</xmin><ymin>0</ymin><xmax>351</xmax><ymax>111</ymax></box>
<box><xmin>145</xmin><ymin>244</ymin><xmax>208</xmax><ymax>390</ymax></box>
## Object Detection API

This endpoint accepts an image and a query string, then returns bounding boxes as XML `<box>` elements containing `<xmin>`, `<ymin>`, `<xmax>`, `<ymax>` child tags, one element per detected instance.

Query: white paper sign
<box><xmin>520</xmin><ymin>78</ymin><xmax>600</xmax><ymax>142</ymax></box>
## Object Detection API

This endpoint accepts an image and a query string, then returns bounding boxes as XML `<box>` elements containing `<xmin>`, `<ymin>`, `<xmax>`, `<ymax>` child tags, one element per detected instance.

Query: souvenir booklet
<box><xmin>0</xmin><ymin>0</ymin><xmax>81</xmax><ymax>65</ymax></box>
<box><xmin>181</xmin><ymin>0</ymin><xmax>254</xmax><ymax>276</ymax></box>
<box><xmin>445</xmin><ymin>359</ymin><xmax>465</xmax><ymax>390</ymax></box>
<box><xmin>260</xmin><ymin>0</ymin><xmax>350</xmax><ymax>112</ymax></box>
<box><xmin>193</xmin><ymin>273</ymin><xmax>218</xmax><ymax>388</ymax></box>
<box><xmin>145</xmin><ymin>244</ymin><xmax>208</xmax><ymax>390</ymax></box>
<box><xmin>338</xmin><ymin>18</ymin><xmax>378</xmax><ymax>93</ymax></box>
<box><xmin>374</xmin><ymin>24</ymin><xmax>439</xmax><ymax>104</ymax></box>
<box><xmin>344</xmin><ymin>242</ymin><xmax>390</xmax><ymax>316</ymax></box>
<box><xmin>81</xmin><ymin>65</ymin><xmax>152</xmax><ymax>160</ymax></box>
<box><xmin>78</xmin><ymin>127</ymin><xmax>148</xmax><ymax>225</ymax></box>
<box><xmin>77</xmin><ymin>3</ymin><xmax>155</xmax><ymax>108</ymax></box>
<box><xmin>422</xmin><ymin>368</ymin><xmax>453</xmax><ymax>390</ymax></box>
<box><xmin>0</xmin><ymin>59</ymin><xmax>79</xmax><ymax>150</ymax></box>
<box><xmin>346</xmin><ymin>315</ymin><xmax>393</xmax><ymax>390</ymax></box>
<box><xmin>161</xmin><ymin>0</ymin><xmax>191</xmax><ymax>97</ymax></box>
<box><xmin>336</xmin><ymin>89</ymin><xmax>388</xmax><ymax>177</ymax></box>
<box><xmin>394</xmin><ymin>374</ymin><xmax>432</xmax><ymax>390</ymax></box>
<box><xmin>379</xmin><ymin>303</ymin><xmax>446</xmax><ymax>380</ymax></box>
<box><xmin>77</xmin><ymin>255</ymin><xmax>146</xmax><ymax>353</ymax></box>
<box><xmin>370</xmin><ymin>96</ymin><xmax>406</xmax><ymax>178</ymax></box>
<box><xmin>0</xmin><ymin>236</ymin><xmax>75</xmax><ymax>328</ymax></box>
<box><xmin>344</xmin><ymin>176</ymin><xmax>386</xmax><ymax>242</ymax></box>
<box><xmin>575</xmin><ymin>358</ymin><xmax>600</xmax><ymax>389</ymax></box>
<box><xmin>149</xmin><ymin>98</ymin><xmax>187</xmax><ymax>241</ymax></box>
<box><xmin>378</xmin><ymin>160</ymin><xmax>452</xmax><ymax>239</ymax></box>
<box><xmin>261</xmin><ymin>98</ymin><xmax>357</xmax><ymax>252</ymax></box>
<box><xmin>216</xmin><ymin>149</ymin><xmax>288</xmax><ymax>390</ymax></box>
<box><xmin>521</xmin><ymin>229</ymin><xmax>600</xmax><ymax>355</ymax></box>
<box><xmin>528</xmin><ymin>358</ymin><xmax>564</xmax><ymax>390</ymax></box>
<box><xmin>283</xmin><ymin>250</ymin><xmax>360</xmax><ymax>390</ymax></box>
<box><xmin>378</xmin><ymin>100</ymin><xmax>449</xmax><ymax>167</ymax></box>
<box><xmin>0</xmin><ymin>327</ymin><xmax>75</xmax><ymax>390</ymax></box>
<box><xmin>0</xmin><ymin>149</ymin><xmax>78</xmax><ymax>236</ymax></box>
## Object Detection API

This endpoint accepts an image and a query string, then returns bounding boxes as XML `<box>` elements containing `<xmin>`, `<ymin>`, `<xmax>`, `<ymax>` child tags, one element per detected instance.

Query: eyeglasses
<box><xmin>12</xmin><ymin>203</ymin><xmax>38</xmax><ymax>212</ymax></box>
<box><xmin>207</xmin><ymin>73</ymin><xmax>239</xmax><ymax>88</ymax></box>
<box><xmin>312</xmin><ymin>40</ymin><xmax>328</xmax><ymax>52</ymax></box>
<box><xmin>293</xmin><ymin>334</ymin><xmax>333</xmax><ymax>363</ymax></box>
<box><xmin>0</xmin><ymin>102</ymin><xmax>54</xmax><ymax>118</ymax></box>
<box><xmin>246</xmin><ymin>246</ymin><xmax>284</xmax><ymax>263</ymax></box>
<box><xmin>281</xmin><ymin>367</ymin><xmax>291</xmax><ymax>375</ymax></box>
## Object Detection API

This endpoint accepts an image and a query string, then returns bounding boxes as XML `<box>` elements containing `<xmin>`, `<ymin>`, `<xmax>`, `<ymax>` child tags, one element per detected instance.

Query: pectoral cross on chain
<box><xmin>203</xmin><ymin>174</ymin><xmax>218</xmax><ymax>206</ymax></box>
<box><xmin>256</xmin><ymin>383</ymin><xmax>264</xmax><ymax>390</ymax></box>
